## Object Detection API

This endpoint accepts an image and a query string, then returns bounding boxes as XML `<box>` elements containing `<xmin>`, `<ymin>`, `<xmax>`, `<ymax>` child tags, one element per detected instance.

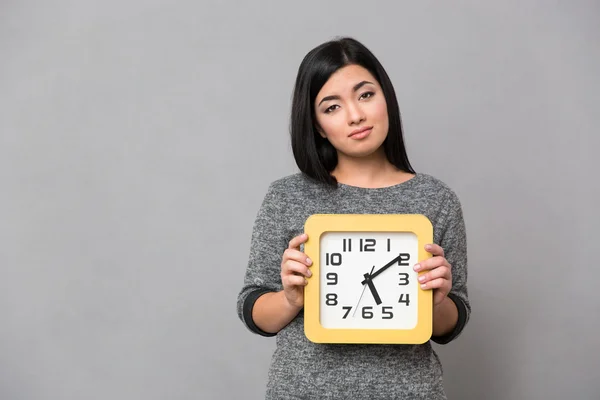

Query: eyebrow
<box><xmin>317</xmin><ymin>80</ymin><xmax>375</xmax><ymax>106</ymax></box>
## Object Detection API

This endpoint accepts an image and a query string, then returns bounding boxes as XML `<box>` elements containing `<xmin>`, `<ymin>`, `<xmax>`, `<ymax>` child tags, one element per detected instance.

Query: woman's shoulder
<box><xmin>412</xmin><ymin>172</ymin><xmax>462</xmax><ymax>205</ymax></box>
<box><xmin>266</xmin><ymin>172</ymin><xmax>324</xmax><ymax>195</ymax></box>
<box><xmin>269</xmin><ymin>172</ymin><xmax>309</xmax><ymax>188</ymax></box>
<box><xmin>415</xmin><ymin>172</ymin><xmax>454</xmax><ymax>191</ymax></box>
<box><xmin>257</xmin><ymin>173</ymin><xmax>325</xmax><ymax>217</ymax></box>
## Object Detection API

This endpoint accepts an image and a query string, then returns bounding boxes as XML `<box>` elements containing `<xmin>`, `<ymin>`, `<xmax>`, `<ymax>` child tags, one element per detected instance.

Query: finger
<box><xmin>283</xmin><ymin>260</ymin><xmax>313</xmax><ymax>278</ymax></box>
<box><xmin>283</xmin><ymin>274</ymin><xmax>308</xmax><ymax>287</ymax></box>
<box><xmin>419</xmin><ymin>277</ymin><xmax>451</xmax><ymax>292</ymax></box>
<box><xmin>417</xmin><ymin>266</ymin><xmax>451</xmax><ymax>285</ymax></box>
<box><xmin>425</xmin><ymin>243</ymin><xmax>444</xmax><ymax>257</ymax></box>
<box><xmin>433</xmin><ymin>290</ymin><xmax>447</xmax><ymax>306</ymax></box>
<box><xmin>283</xmin><ymin>248</ymin><xmax>313</xmax><ymax>266</ymax></box>
<box><xmin>288</xmin><ymin>233</ymin><xmax>308</xmax><ymax>250</ymax></box>
<box><xmin>414</xmin><ymin>256</ymin><xmax>450</xmax><ymax>272</ymax></box>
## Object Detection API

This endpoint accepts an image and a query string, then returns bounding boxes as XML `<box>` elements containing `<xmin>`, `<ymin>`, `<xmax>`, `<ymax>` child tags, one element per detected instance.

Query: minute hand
<box><xmin>361</xmin><ymin>254</ymin><xmax>402</xmax><ymax>284</ymax></box>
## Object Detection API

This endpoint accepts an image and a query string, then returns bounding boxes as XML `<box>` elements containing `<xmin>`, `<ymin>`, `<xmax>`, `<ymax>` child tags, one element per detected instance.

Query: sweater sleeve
<box><xmin>236</xmin><ymin>182</ymin><xmax>289</xmax><ymax>337</ymax></box>
<box><xmin>430</xmin><ymin>190</ymin><xmax>471</xmax><ymax>345</ymax></box>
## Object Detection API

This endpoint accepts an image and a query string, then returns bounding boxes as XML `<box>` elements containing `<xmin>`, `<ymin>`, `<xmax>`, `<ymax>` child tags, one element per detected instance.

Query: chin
<box><xmin>349</xmin><ymin>141</ymin><xmax>387</xmax><ymax>157</ymax></box>
<box><xmin>342</xmin><ymin>146</ymin><xmax>384</xmax><ymax>159</ymax></box>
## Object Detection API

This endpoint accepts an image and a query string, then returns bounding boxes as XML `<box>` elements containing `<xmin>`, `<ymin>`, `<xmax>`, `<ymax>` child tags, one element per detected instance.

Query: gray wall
<box><xmin>1</xmin><ymin>1</ymin><xmax>598</xmax><ymax>399</ymax></box>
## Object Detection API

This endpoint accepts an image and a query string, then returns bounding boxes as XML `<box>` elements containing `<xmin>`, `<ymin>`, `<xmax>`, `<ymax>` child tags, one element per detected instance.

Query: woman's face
<box><xmin>314</xmin><ymin>64</ymin><xmax>389</xmax><ymax>160</ymax></box>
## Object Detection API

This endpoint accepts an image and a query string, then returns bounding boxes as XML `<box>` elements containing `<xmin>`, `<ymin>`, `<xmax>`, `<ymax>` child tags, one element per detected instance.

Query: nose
<box><xmin>346</xmin><ymin>101</ymin><xmax>365</xmax><ymax>125</ymax></box>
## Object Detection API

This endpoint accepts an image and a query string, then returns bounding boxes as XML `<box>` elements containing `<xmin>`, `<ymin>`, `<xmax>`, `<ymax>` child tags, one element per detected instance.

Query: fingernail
<box><xmin>425</xmin><ymin>244</ymin><xmax>432</xmax><ymax>250</ymax></box>
<box><xmin>413</xmin><ymin>264</ymin><xmax>420</xmax><ymax>271</ymax></box>
<box><xmin>307</xmin><ymin>269</ymin><xmax>312</xmax><ymax>277</ymax></box>
<box><xmin>306</xmin><ymin>257</ymin><xmax>312</xmax><ymax>265</ymax></box>
<box><xmin>420</xmin><ymin>284</ymin><xmax>427</xmax><ymax>289</ymax></box>
<box><xmin>418</xmin><ymin>275</ymin><xmax>425</xmax><ymax>282</ymax></box>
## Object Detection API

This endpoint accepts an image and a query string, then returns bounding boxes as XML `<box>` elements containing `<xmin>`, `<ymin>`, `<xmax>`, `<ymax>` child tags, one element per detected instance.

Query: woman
<box><xmin>237</xmin><ymin>37</ymin><xmax>470</xmax><ymax>399</ymax></box>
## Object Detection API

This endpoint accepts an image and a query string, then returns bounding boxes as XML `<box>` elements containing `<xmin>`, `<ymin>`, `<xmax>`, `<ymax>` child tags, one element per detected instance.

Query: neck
<box><xmin>332</xmin><ymin>147</ymin><xmax>410</xmax><ymax>189</ymax></box>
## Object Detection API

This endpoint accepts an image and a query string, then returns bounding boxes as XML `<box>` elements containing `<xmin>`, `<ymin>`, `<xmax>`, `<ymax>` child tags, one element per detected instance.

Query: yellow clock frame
<box><xmin>303</xmin><ymin>213</ymin><xmax>434</xmax><ymax>344</ymax></box>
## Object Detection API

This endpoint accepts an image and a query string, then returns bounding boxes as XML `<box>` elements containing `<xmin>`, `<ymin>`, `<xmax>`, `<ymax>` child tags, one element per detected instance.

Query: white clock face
<box><xmin>319</xmin><ymin>231</ymin><xmax>419</xmax><ymax>329</ymax></box>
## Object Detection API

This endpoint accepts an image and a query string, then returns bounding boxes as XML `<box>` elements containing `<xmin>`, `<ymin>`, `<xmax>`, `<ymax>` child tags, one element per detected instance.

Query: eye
<box><xmin>360</xmin><ymin>91</ymin><xmax>375</xmax><ymax>100</ymax></box>
<box><xmin>324</xmin><ymin>104</ymin><xmax>339</xmax><ymax>114</ymax></box>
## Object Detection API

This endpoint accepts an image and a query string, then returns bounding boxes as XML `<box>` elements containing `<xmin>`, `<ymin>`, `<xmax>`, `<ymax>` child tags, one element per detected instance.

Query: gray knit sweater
<box><xmin>237</xmin><ymin>172</ymin><xmax>470</xmax><ymax>399</ymax></box>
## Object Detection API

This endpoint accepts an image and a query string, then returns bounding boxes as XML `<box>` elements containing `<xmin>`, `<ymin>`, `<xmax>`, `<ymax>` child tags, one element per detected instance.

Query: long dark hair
<box><xmin>290</xmin><ymin>37</ymin><xmax>415</xmax><ymax>186</ymax></box>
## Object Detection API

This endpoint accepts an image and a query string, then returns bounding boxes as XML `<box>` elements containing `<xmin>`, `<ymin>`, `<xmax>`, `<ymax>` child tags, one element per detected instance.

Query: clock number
<box><xmin>326</xmin><ymin>253</ymin><xmax>342</xmax><ymax>266</ymax></box>
<box><xmin>343</xmin><ymin>238</ymin><xmax>352</xmax><ymax>252</ymax></box>
<box><xmin>382</xmin><ymin>306</ymin><xmax>393</xmax><ymax>319</ymax></box>
<box><xmin>398</xmin><ymin>293</ymin><xmax>410</xmax><ymax>306</ymax></box>
<box><xmin>387</xmin><ymin>238</ymin><xmax>391</xmax><ymax>252</ymax></box>
<box><xmin>360</xmin><ymin>239</ymin><xmax>376</xmax><ymax>252</ymax></box>
<box><xmin>326</xmin><ymin>293</ymin><xmax>338</xmax><ymax>306</ymax></box>
<box><xmin>342</xmin><ymin>306</ymin><xmax>352</xmax><ymax>319</ymax></box>
<box><xmin>326</xmin><ymin>272</ymin><xmax>338</xmax><ymax>285</ymax></box>
<box><xmin>398</xmin><ymin>273</ymin><xmax>409</xmax><ymax>285</ymax></box>
<box><xmin>362</xmin><ymin>306</ymin><xmax>374</xmax><ymax>319</ymax></box>
<box><xmin>399</xmin><ymin>253</ymin><xmax>410</xmax><ymax>266</ymax></box>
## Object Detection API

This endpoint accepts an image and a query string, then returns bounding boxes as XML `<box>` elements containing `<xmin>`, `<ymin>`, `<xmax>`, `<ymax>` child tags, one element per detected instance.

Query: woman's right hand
<box><xmin>281</xmin><ymin>233</ymin><xmax>313</xmax><ymax>309</ymax></box>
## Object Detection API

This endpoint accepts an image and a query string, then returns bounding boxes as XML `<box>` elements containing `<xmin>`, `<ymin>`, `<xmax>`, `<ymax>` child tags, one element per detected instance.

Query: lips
<box><xmin>349</xmin><ymin>126</ymin><xmax>373</xmax><ymax>139</ymax></box>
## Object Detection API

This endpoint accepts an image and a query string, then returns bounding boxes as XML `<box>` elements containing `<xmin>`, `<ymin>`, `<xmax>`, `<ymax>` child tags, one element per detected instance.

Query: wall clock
<box><xmin>303</xmin><ymin>214</ymin><xmax>433</xmax><ymax>344</ymax></box>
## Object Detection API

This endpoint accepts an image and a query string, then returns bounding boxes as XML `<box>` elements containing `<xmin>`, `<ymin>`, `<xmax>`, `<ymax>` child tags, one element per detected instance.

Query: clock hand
<box><xmin>361</xmin><ymin>253</ymin><xmax>403</xmax><ymax>285</ymax></box>
<box><xmin>363</xmin><ymin>271</ymin><xmax>382</xmax><ymax>305</ymax></box>
<box><xmin>352</xmin><ymin>265</ymin><xmax>375</xmax><ymax>317</ymax></box>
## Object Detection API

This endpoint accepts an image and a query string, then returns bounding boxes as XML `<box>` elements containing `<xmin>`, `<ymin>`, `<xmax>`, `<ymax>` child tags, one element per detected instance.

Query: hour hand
<box><xmin>363</xmin><ymin>271</ymin><xmax>382</xmax><ymax>305</ymax></box>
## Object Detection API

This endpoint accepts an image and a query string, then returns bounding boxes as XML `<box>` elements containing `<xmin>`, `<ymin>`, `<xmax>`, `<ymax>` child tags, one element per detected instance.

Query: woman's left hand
<box><xmin>414</xmin><ymin>243</ymin><xmax>452</xmax><ymax>306</ymax></box>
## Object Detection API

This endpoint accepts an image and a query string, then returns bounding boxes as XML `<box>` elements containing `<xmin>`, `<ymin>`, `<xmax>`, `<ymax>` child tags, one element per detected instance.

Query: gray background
<box><xmin>1</xmin><ymin>1</ymin><xmax>599</xmax><ymax>399</ymax></box>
